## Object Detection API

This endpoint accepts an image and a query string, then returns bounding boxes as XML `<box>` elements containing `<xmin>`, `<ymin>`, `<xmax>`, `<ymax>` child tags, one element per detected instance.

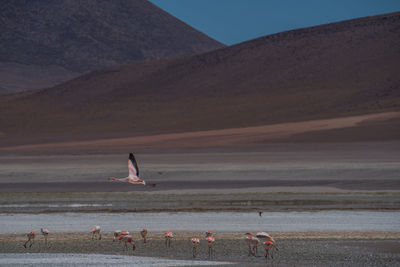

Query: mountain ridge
<box><xmin>0</xmin><ymin>0</ymin><xmax>224</xmax><ymax>93</ymax></box>
<box><xmin>0</xmin><ymin>11</ymin><xmax>399</xmax><ymax>144</ymax></box>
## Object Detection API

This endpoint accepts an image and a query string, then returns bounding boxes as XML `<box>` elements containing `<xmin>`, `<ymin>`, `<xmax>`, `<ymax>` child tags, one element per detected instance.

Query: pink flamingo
<box><xmin>245</xmin><ymin>233</ymin><xmax>260</xmax><ymax>256</ymax></box>
<box><xmin>109</xmin><ymin>153</ymin><xmax>156</xmax><ymax>187</ymax></box>
<box><xmin>41</xmin><ymin>228</ymin><xmax>50</xmax><ymax>246</ymax></box>
<box><xmin>140</xmin><ymin>228</ymin><xmax>148</xmax><ymax>243</ymax></box>
<box><xmin>205</xmin><ymin>230</ymin><xmax>213</xmax><ymax>237</ymax></box>
<box><xmin>91</xmin><ymin>226</ymin><xmax>101</xmax><ymax>240</ymax></box>
<box><xmin>191</xmin><ymin>237</ymin><xmax>200</xmax><ymax>258</ymax></box>
<box><xmin>263</xmin><ymin>240</ymin><xmax>275</xmax><ymax>262</ymax></box>
<box><xmin>165</xmin><ymin>231</ymin><xmax>173</xmax><ymax>248</ymax></box>
<box><xmin>113</xmin><ymin>230</ymin><xmax>129</xmax><ymax>242</ymax></box>
<box><xmin>206</xmin><ymin>236</ymin><xmax>215</xmax><ymax>258</ymax></box>
<box><xmin>119</xmin><ymin>234</ymin><xmax>136</xmax><ymax>251</ymax></box>
<box><xmin>256</xmin><ymin>232</ymin><xmax>274</xmax><ymax>242</ymax></box>
<box><xmin>23</xmin><ymin>232</ymin><xmax>36</xmax><ymax>248</ymax></box>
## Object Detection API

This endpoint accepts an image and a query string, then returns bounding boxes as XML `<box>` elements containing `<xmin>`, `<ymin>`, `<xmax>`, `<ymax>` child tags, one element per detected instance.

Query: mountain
<box><xmin>0</xmin><ymin>0</ymin><xmax>224</xmax><ymax>93</ymax></box>
<box><xmin>0</xmin><ymin>12</ymin><xmax>399</xmax><ymax>146</ymax></box>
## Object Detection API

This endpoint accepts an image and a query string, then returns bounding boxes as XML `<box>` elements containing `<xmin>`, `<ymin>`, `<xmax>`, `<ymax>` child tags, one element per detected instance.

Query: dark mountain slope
<box><xmin>0</xmin><ymin>0</ymin><xmax>224</xmax><ymax>93</ymax></box>
<box><xmin>0</xmin><ymin>12</ymin><xmax>399</xmax><ymax>143</ymax></box>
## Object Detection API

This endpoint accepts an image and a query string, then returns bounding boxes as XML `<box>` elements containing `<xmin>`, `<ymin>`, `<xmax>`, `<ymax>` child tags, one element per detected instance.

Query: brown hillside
<box><xmin>0</xmin><ymin>12</ymin><xmax>399</xmax><ymax>145</ymax></box>
<box><xmin>0</xmin><ymin>0</ymin><xmax>224</xmax><ymax>93</ymax></box>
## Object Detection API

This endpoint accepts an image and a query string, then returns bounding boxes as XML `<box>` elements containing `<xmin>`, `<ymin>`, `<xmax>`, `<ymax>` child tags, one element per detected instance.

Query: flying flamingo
<box><xmin>41</xmin><ymin>228</ymin><xmax>50</xmax><ymax>246</ymax></box>
<box><xmin>245</xmin><ymin>233</ymin><xmax>259</xmax><ymax>256</ymax></box>
<box><xmin>206</xmin><ymin>236</ymin><xmax>215</xmax><ymax>258</ymax></box>
<box><xmin>91</xmin><ymin>226</ymin><xmax>101</xmax><ymax>240</ymax></box>
<box><xmin>119</xmin><ymin>234</ymin><xmax>136</xmax><ymax>251</ymax></box>
<box><xmin>113</xmin><ymin>230</ymin><xmax>129</xmax><ymax>242</ymax></box>
<box><xmin>109</xmin><ymin>153</ymin><xmax>156</xmax><ymax>187</ymax></box>
<box><xmin>23</xmin><ymin>232</ymin><xmax>36</xmax><ymax>248</ymax></box>
<box><xmin>165</xmin><ymin>231</ymin><xmax>173</xmax><ymax>248</ymax></box>
<box><xmin>140</xmin><ymin>228</ymin><xmax>148</xmax><ymax>243</ymax></box>
<box><xmin>191</xmin><ymin>237</ymin><xmax>200</xmax><ymax>258</ymax></box>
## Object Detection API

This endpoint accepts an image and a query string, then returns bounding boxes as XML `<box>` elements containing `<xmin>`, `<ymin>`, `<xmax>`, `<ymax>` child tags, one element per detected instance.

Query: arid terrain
<box><xmin>0</xmin><ymin>12</ymin><xmax>399</xmax><ymax>141</ymax></box>
<box><xmin>0</xmin><ymin>0</ymin><xmax>223</xmax><ymax>93</ymax></box>
<box><xmin>1</xmin><ymin>9</ymin><xmax>399</xmax><ymax>266</ymax></box>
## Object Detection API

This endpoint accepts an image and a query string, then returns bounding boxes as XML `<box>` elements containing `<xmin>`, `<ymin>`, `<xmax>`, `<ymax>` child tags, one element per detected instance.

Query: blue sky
<box><xmin>149</xmin><ymin>0</ymin><xmax>400</xmax><ymax>45</ymax></box>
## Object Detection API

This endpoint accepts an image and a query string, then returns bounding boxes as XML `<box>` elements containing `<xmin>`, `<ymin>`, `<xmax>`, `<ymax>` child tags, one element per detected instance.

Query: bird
<box><xmin>108</xmin><ymin>153</ymin><xmax>156</xmax><ymax>187</ymax></box>
<box><xmin>205</xmin><ymin>230</ymin><xmax>213</xmax><ymax>237</ymax></box>
<box><xmin>119</xmin><ymin>234</ymin><xmax>136</xmax><ymax>251</ymax></box>
<box><xmin>140</xmin><ymin>228</ymin><xmax>148</xmax><ymax>243</ymax></box>
<box><xmin>91</xmin><ymin>225</ymin><xmax>101</xmax><ymax>240</ymax></box>
<box><xmin>263</xmin><ymin>240</ymin><xmax>275</xmax><ymax>262</ymax></box>
<box><xmin>206</xmin><ymin>236</ymin><xmax>215</xmax><ymax>258</ymax></box>
<box><xmin>164</xmin><ymin>231</ymin><xmax>173</xmax><ymax>248</ymax></box>
<box><xmin>256</xmin><ymin>232</ymin><xmax>274</xmax><ymax>242</ymax></box>
<box><xmin>245</xmin><ymin>233</ymin><xmax>260</xmax><ymax>256</ymax></box>
<box><xmin>40</xmin><ymin>228</ymin><xmax>50</xmax><ymax>246</ymax></box>
<box><xmin>23</xmin><ymin>231</ymin><xmax>36</xmax><ymax>248</ymax></box>
<box><xmin>113</xmin><ymin>230</ymin><xmax>129</xmax><ymax>242</ymax></box>
<box><xmin>191</xmin><ymin>237</ymin><xmax>200</xmax><ymax>258</ymax></box>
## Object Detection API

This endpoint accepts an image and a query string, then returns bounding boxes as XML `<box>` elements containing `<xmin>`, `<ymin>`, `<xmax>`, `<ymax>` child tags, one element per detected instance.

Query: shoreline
<box><xmin>1</xmin><ymin>234</ymin><xmax>399</xmax><ymax>266</ymax></box>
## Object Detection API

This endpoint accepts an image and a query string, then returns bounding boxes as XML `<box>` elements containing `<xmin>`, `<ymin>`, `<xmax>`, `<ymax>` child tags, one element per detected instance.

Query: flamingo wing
<box><xmin>128</xmin><ymin>153</ymin><xmax>139</xmax><ymax>177</ymax></box>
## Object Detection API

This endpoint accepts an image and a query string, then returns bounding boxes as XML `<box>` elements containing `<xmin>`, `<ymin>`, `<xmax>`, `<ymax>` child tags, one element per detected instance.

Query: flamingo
<box><xmin>113</xmin><ymin>230</ymin><xmax>129</xmax><ymax>242</ymax></box>
<box><xmin>263</xmin><ymin>240</ymin><xmax>275</xmax><ymax>262</ymax></box>
<box><xmin>91</xmin><ymin>226</ymin><xmax>101</xmax><ymax>240</ymax></box>
<box><xmin>41</xmin><ymin>228</ymin><xmax>50</xmax><ymax>246</ymax></box>
<box><xmin>23</xmin><ymin>232</ymin><xmax>36</xmax><ymax>248</ymax></box>
<box><xmin>164</xmin><ymin>231</ymin><xmax>173</xmax><ymax>248</ymax></box>
<box><xmin>191</xmin><ymin>237</ymin><xmax>200</xmax><ymax>258</ymax></box>
<box><xmin>119</xmin><ymin>234</ymin><xmax>136</xmax><ymax>251</ymax></box>
<box><xmin>245</xmin><ymin>233</ymin><xmax>259</xmax><ymax>256</ymax></box>
<box><xmin>205</xmin><ymin>230</ymin><xmax>213</xmax><ymax>237</ymax></box>
<box><xmin>140</xmin><ymin>228</ymin><xmax>148</xmax><ymax>243</ymax></box>
<box><xmin>256</xmin><ymin>232</ymin><xmax>274</xmax><ymax>242</ymax></box>
<box><xmin>108</xmin><ymin>153</ymin><xmax>156</xmax><ymax>187</ymax></box>
<box><xmin>206</xmin><ymin>236</ymin><xmax>215</xmax><ymax>258</ymax></box>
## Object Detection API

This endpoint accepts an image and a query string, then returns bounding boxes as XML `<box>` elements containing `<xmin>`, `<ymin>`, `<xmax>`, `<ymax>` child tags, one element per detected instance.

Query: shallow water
<box><xmin>0</xmin><ymin>253</ymin><xmax>231</xmax><ymax>266</ymax></box>
<box><xmin>1</xmin><ymin>211</ymin><xmax>399</xmax><ymax>234</ymax></box>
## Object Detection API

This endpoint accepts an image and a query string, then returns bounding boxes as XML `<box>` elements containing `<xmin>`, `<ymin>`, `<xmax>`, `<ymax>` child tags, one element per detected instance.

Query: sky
<box><xmin>149</xmin><ymin>0</ymin><xmax>400</xmax><ymax>45</ymax></box>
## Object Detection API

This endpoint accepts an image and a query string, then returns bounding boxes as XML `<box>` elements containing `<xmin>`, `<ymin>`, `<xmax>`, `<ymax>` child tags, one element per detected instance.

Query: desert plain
<box><xmin>0</xmin><ymin>113</ymin><xmax>399</xmax><ymax>266</ymax></box>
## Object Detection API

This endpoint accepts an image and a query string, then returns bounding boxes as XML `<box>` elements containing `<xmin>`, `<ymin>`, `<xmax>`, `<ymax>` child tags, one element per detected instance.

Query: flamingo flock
<box><xmin>23</xmin><ymin>226</ymin><xmax>278</xmax><ymax>263</ymax></box>
<box><xmin>245</xmin><ymin>231</ymin><xmax>278</xmax><ymax>262</ymax></box>
<box><xmin>21</xmin><ymin>153</ymin><xmax>279</xmax><ymax>261</ymax></box>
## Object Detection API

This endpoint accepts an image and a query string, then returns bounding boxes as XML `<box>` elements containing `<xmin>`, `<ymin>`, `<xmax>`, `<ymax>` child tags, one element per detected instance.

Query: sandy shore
<box><xmin>1</xmin><ymin>233</ymin><xmax>399</xmax><ymax>266</ymax></box>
